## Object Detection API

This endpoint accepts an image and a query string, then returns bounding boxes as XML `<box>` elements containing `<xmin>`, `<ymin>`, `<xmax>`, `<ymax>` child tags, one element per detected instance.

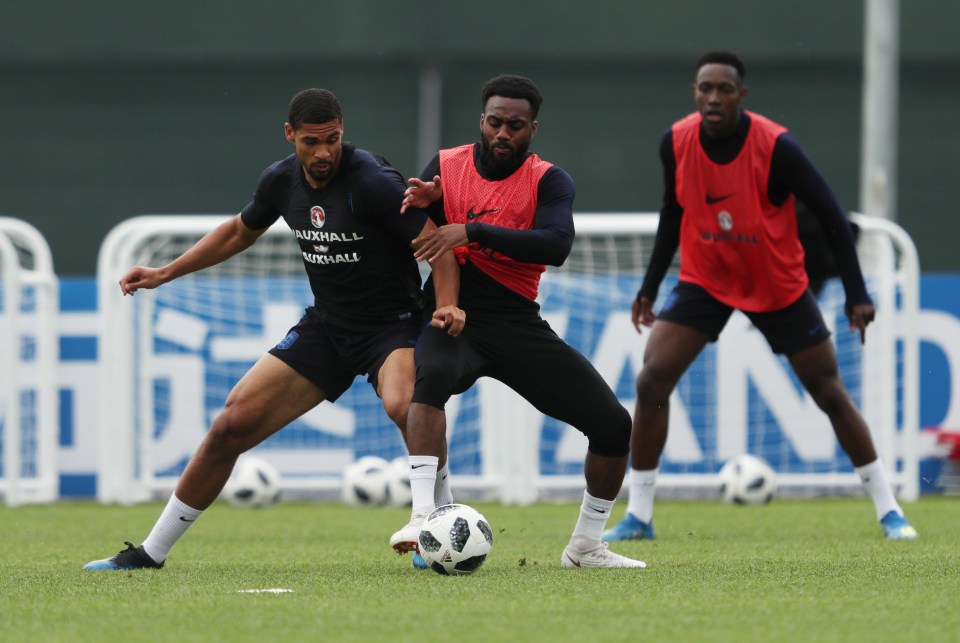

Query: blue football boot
<box><xmin>412</xmin><ymin>552</ymin><xmax>429</xmax><ymax>569</ymax></box>
<box><xmin>880</xmin><ymin>510</ymin><xmax>918</xmax><ymax>540</ymax></box>
<box><xmin>84</xmin><ymin>542</ymin><xmax>163</xmax><ymax>570</ymax></box>
<box><xmin>602</xmin><ymin>513</ymin><xmax>655</xmax><ymax>542</ymax></box>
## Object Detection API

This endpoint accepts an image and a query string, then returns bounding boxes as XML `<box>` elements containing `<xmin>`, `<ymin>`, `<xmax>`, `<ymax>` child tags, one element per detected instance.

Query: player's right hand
<box><xmin>845</xmin><ymin>302</ymin><xmax>875</xmax><ymax>345</ymax></box>
<box><xmin>432</xmin><ymin>305</ymin><xmax>465</xmax><ymax>336</ymax></box>
<box><xmin>119</xmin><ymin>266</ymin><xmax>164</xmax><ymax>296</ymax></box>
<box><xmin>631</xmin><ymin>296</ymin><xmax>656</xmax><ymax>334</ymax></box>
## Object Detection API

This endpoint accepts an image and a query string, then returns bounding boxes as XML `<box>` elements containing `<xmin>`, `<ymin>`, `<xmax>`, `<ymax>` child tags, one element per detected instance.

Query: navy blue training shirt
<box><xmin>240</xmin><ymin>144</ymin><xmax>429</xmax><ymax>330</ymax></box>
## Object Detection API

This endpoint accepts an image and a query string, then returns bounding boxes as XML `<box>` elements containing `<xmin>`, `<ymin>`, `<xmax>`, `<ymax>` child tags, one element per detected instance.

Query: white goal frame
<box><xmin>95</xmin><ymin>213</ymin><xmax>918</xmax><ymax>504</ymax></box>
<box><xmin>0</xmin><ymin>217</ymin><xmax>59</xmax><ymax>505</ymax></box>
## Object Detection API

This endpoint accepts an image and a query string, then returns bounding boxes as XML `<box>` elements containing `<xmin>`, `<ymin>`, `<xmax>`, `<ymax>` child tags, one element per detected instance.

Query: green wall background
<box><xmin>2</xmin><ymin>1</ymin><xmax>957</xmax><ymax>274</ymax></box>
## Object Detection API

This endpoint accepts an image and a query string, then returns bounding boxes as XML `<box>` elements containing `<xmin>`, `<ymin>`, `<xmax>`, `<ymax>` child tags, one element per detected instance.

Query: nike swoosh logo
<box><xmin>466</xmin><ymin>207</ymin><xmax>501</xmax><ymax>220</ymax></box>
<box><xmin>565</xmin><ymin>552</ymin><xmax>581</xmax><ymax>567</ymax></box>
<box><xmin>179</xmin><ymin>517</ymin><xmax>195</xmax><ymax>522</ymax></box>
<box><xmin>808</xmin><ymin>322</ymin><xmax>824</xmax><ymax>336</ymax></box>
<box><xmin>411</xmin><ymin>464</ymin><xmax>429</xmax><ymax>469</ymax></box>
<box><xmin>706</xmin><ymin>193</ymin><xmax>734</xmax><ymax>204</ymax></box>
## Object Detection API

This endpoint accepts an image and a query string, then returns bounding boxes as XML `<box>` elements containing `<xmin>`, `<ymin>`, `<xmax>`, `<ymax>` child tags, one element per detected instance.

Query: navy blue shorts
<box><xmin>268</xmin><ymin>306</ymin><xmax>420</xmax><ymax>401</ymax></box>
<box><xmin>657</xmin><ymin>281</ymin><xmax>831</xmax><ymax>355</ymax></box>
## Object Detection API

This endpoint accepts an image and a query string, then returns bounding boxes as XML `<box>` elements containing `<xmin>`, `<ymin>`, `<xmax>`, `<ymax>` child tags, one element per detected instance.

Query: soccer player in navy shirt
<box><xmin>84</xmin><ymin>88</ymin><xmax>464</xmax><ymax>571</ymax></box>
<box><xmin>391</xmin><ymin>75</ymin><xmax>645</xmax><ymax>568</ymax></box>
<box><xmin>602</xmin><ymin>51</ymin><xmax>917</xmax><ymax>543</ymax></box>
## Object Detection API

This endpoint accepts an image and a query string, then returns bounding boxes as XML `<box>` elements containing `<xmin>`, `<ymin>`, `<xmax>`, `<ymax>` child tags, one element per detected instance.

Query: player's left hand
<box><xmin>845</xmin><ymin>302</ymin><xmax>875</xmax><ymax>345</ymax></box>
<box><xmin>432</xmin><ymin>305</ymin><xmax>466</xmax><ymax>336</ymax></box>
<box><xmin>401</xmin><ymin>175</ymin><xmax>442</xmax><ymax>213</ymax></box>
<box><xmin>412</xmin><ymin>224</ymin><xmax>469</xmax><ymax>263</ymax></box>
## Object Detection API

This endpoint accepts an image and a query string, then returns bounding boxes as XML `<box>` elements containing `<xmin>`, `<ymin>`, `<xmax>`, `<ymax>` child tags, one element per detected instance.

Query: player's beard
<box><xmin>479</xmin><ymin>137</ymin><xmax>529</xmax><ymax>178</ymax></box>
<box><xmin>307</xmin><ymin>149</ymin><xmax>341</xmax><ymax>184</ymax></box>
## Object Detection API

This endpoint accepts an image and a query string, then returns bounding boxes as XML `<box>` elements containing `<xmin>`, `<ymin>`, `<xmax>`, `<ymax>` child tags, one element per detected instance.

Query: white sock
<box><xmin>140</xmin><ymin>494</ymin><xmax>203</xmax><ymax>563</ymax></box>
<box><xmin>856</xmin><ymin>459</ymin><xmax>902</xmax><ymax>520</ymax></box>
<box><xmin>626</xmin><ymin>468</ymin><xmax>658</xmax><ymax>524</ymax></box>
<box><xmin>572</xmin><ymin>491</ymin><xmax>616</xmax><ymax>542</ymax></box>
<box><xmin>408</xmin><ymin>455</ymin><xmax>438</xmax><ymax>517</ymax></box>
<box><xmin>434</xmin><ymin>462</ymin><xmax>454</xmax><ymax>507</ymax></box>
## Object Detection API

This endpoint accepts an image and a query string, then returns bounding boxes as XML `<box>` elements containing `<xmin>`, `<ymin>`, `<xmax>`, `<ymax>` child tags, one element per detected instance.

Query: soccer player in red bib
<box><xmin>391</xmin><ymin>75</ymin><xmax>645</xmax><ymax>568</ymax></box>
<box><xmin>603</xmin><ymin>51</ymin><xmax>917</xmax><ymax>542</ymax></box>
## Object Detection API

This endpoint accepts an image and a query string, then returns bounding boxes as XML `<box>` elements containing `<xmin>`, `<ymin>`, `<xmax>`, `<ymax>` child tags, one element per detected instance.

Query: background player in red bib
<box><xmin>393</xmin><ymin>75</ymin><xmax>646</xmax><ymax>568</ymax></box>
<box><xmin>603</xmin><ymin>51</ymin><xmax>917</xmax><ymax>542</ymax></box>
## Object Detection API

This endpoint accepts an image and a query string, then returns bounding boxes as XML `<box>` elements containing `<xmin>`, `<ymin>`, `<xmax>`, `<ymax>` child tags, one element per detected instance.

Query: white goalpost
<box><xmin>95</xmin><ymin>212</ymin><xmax>918</xmax><ymax>504</ymax></box>
<box><xmin>0</xmin><ymin>217</ymin><xmax>59</xmax><ymax>505</ymax></box>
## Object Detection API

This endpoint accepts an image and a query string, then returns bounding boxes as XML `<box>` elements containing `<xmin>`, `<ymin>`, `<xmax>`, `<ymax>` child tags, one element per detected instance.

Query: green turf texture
<box><xmin>2</xmin><ymin>497</ymin><xmax>958</xmax><ymax>642</ymax></box>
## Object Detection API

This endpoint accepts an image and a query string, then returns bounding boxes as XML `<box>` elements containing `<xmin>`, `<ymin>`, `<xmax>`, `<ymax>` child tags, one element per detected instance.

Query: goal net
<box><xmin>0</xmin><ymin>218</ymin><xmax>59</xmax><ymax>505</ymax></box>
<box><xmin>96</xmin><ymin>213</ymin><xmax>918</xmax><ymax>504</ymax></box>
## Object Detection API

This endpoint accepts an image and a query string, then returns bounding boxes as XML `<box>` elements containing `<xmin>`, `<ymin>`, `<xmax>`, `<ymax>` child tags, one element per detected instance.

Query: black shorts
<box><xmin>268</xmin><ymin>306</ymin><xmax>420</xmax><ymax>401</ymax></box>
<box><xmin>657</xmin><ymin>281</ymin><xmax>831</xmax><ymax>355</ymax></box>
<box><xmin>411</xmin><ymin>310</ymin><xmax>630</xmax><ymax>457</ymax></box>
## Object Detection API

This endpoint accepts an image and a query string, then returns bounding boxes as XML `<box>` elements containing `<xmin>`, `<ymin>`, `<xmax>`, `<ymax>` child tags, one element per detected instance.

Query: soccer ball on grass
<box><xmin>341</xmin><ymin>455</ymin><xmax>391</xmax><ymax>506</ymax></box>
<box><xmin>385</xmin><ymin>456</ymin><xmax>412</xmax><ymax>507</ymax></box>
<box><xmin>418</xmin><ymin>503</ymin><xmax>493</xmax><ymax>575</ymax></box>
<box><xmin>221</xmin><ymin>455</ymin><xmax>281</xmax><ymax>508</ymax></box>
<box><xmin>719</xmin><ymin>454</ymin><xmax>777</xmax><ymax>505</ymax></box>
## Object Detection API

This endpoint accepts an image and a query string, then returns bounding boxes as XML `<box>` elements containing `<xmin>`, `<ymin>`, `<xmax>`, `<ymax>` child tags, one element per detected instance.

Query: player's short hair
<box><xmin>481</xmin><ymin>75</ymin><xmax>543</xmax><ymax>119</ymax></box>
<box><xmin>288</xmin><ymin>88</ymin><xmax>343</xmax><ymax>130</ymax></box>
<box><xmin>696</xmin><ymin>50</ymin><xmax>746</xmax><ymax>82</ymax></box>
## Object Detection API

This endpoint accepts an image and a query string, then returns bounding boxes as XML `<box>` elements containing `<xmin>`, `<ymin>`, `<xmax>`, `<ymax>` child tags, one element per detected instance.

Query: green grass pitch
<box><xmin>2</xmin><ymin>497</ymin><xmax>959</xmax><ymax>642</ymax></box>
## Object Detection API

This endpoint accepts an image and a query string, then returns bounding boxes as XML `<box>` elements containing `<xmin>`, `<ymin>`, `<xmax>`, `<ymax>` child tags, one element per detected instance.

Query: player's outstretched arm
<box><xmin>118</xmin><ymin>265</ymin><xmax>166</xmax><ymax>295</ymax></box>
<box><xmin>631</xmin><ymin>296</ymin><xmax>657</xmax><ymax>334</ymax></box>
<box><xmin>400</xmin><ymin>175</ymin><xmax>442</xmax><ymax>214</ymax></box>
<box><xmin>118</xmin><ymin>214</ymin><xmax>264</xmax><ymax>296</ymax></box>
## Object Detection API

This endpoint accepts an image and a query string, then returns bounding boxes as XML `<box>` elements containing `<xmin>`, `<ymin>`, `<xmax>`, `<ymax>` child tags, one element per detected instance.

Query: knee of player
<box><xmin>585</xmin><ymin>406</ymin><xmax>632</xmax><ymax>456</ymax></box>
<box><xmin>381</xmin><ymin>396</ymin><xmax>411</xmax><ymax>430</ymax></box>
<box><xmin>413</xmin><ymin>366</ymin><xmax>457</xmax><ymax>404</ymax></box>
<box><xmin>809</xmin><ymin>380</ymin><xmax>852</xmax><ymax>416</ymax></box>
<box><xmin>636</xmin><ymin>369</ymin><xmax>672</xmax><ymax>403</ymax></box>
<box><xmin>205</xmin><ymin>407</ymin><xmax>256</xmax><ymax>455</ymax></box>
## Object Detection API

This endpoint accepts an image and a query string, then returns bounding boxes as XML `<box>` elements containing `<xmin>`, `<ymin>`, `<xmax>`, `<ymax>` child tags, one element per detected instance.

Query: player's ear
<box><xmin>479</xmin><ymin>113</ymin><xmax>485</xmax><ymax>131</ymax></box>
<box><xmin>284</xmin><ymin>123</ymin><xmax>296</xmax><ymax>143</ymax></box>
<box><xmin>531</xmin><ymin>121</ymin><xmax>538</xmax><ymax>137</ymax></box>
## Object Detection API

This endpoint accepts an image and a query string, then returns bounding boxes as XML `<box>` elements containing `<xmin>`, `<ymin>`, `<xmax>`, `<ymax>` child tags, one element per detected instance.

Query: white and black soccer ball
<box><xmin>418</xmin><ymin>503</ymin><xmax>493</xmax><ymax>576</ymax></box>
<box><xmin>385</xmin><ymin>456</ymin><xmax>412</xmax><ymax>508</ymax></box>
<box><xmin>221</xmin><ymin>455</ymin><xmax>281</xmax><ymax>509</ymax></box>
<box><xmin>719</xmin><ymin>454</ymin><xmax>777</xmax><ymax>505</ymax></box>
<box><xmin>341</xmin><ymin>455</ymin><xmax>391</xmax><ymax>506</ymax></box>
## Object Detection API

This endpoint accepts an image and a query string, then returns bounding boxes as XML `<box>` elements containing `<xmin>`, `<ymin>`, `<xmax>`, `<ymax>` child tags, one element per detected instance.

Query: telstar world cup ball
<box><xmin>719</xmin><ymin>454</ymin><xmax>777</xmax><ymax>505</ymax></box>
<box><xmin>221</xmin><ymin>455</ymin><xmax>282</xmax><ymax>508</ymax></box>
<box><xmin>385</xmin><ymin>456</ymin><xmax>413</xmax><ymax>508</ymax></box>
<box><xmin>418</xmin><ymin>503</ymin><xmax>493</xmax><ymax>575</ymax></box>
<box><xmin>341</xmin><ymin>456</ymin><xmax>391</xmax><ymax>506</ymax></box>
